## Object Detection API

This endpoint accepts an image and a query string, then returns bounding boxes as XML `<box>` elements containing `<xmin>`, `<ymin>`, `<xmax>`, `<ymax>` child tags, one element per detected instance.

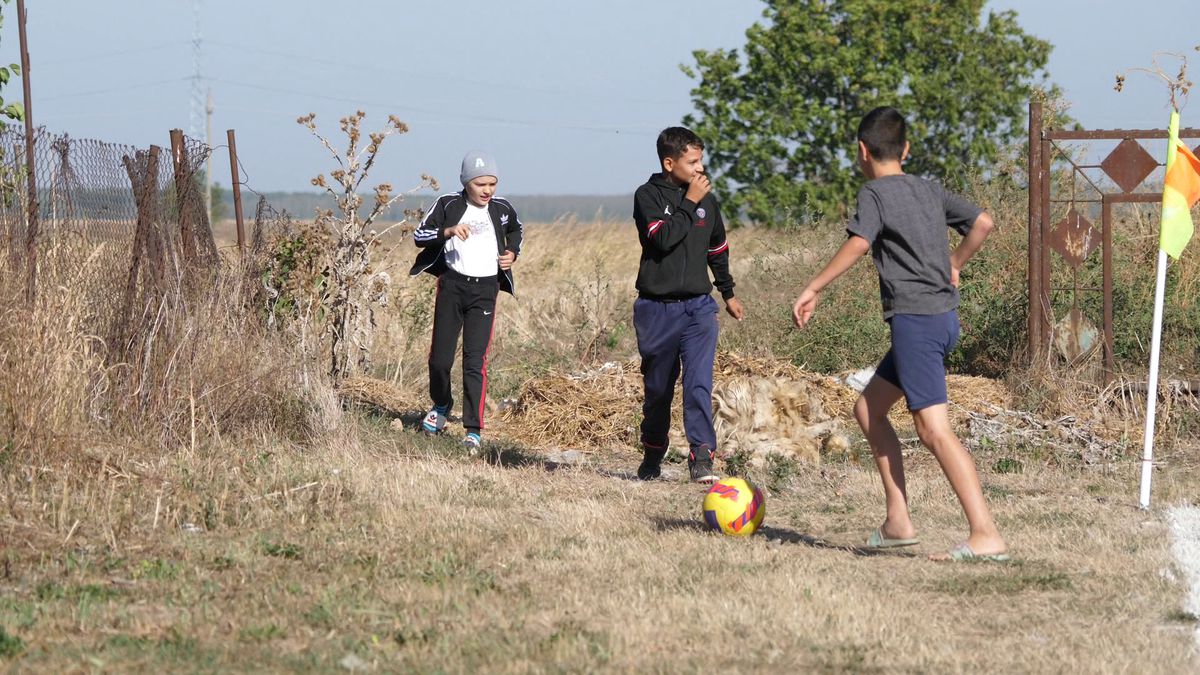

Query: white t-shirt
<box><xmin>445</xmin><ymin>202</ymin><xmax>497</xmax><ymax>277</ymax></box>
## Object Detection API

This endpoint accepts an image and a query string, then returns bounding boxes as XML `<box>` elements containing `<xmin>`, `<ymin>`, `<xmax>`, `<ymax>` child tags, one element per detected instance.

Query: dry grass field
<box><xmin>2</xmin><ymin>215</ymin><xmax>1199</xmax><ymax>672</ymax></box>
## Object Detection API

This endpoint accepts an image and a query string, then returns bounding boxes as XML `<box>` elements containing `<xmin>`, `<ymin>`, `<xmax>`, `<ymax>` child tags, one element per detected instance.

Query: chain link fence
<box><xmin>0</xmin><ymin>127</ymin><xmax>293</xmax><ymax>358</ymax></box>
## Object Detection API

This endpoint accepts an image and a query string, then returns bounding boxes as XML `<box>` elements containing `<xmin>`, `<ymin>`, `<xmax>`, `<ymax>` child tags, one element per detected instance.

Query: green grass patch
<box><xmin>259</xmin><ymin>539</ymin><xmax>303</xmax><ymax>560</ymax></box>
<box><xmin>993</xmin><ymin>457</ymin><xmax>1024</xmax><ymax>474</ymax></box>
<box><xmin>134</xmin><ymin>558</ymin><xmax>180</xmax><ymax>581</ymax></box>
<box><xmin>1165</xmin><ymin>610</ymin><xmax>1199</xmax><ymax>625</ymax></box>
<box><xmin>0</xmin><ymin>626</ymin><xmax>24</xmax><ymax>659</ymax></box>
<box><xmin>238</xmin><ymin>623</ymin><xmax>285</xmax><ymax>643</ymax></box>
<box><xmin>35</xmin><ymin>582</ymin><xmax>122</xmax><ymax>603</ymax></box>
<box><xmin>932</xmin><ymin>565</ymin><xmax>1072</xmax><ymax>596</ymax></box>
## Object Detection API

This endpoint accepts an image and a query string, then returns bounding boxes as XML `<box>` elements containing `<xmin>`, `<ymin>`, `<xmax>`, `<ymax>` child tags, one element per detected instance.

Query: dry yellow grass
<box><xmin>2</xmin><ymin>429</ymin><xmax>1197</xmax><ymax>672</ymax></box>
<box><xmin>1</xmin><ymin>222</ymin><xmax>1198</xmax><ymax>672</ymax></box>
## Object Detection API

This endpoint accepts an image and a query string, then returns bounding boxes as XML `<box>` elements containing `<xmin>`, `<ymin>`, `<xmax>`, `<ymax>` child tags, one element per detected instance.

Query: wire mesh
<box><xmin>0</xmin><ymin>127</ymin><xmax>226</xmax><ymax>351</ymax></box>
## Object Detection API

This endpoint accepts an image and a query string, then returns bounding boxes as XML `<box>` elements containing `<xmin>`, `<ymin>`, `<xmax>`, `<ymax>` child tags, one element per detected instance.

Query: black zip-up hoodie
<box><xmin>632</xmin><ymin>173</ymin><xmax>735</xmax><ymax>300</ymax></box>
<box><xmin>409</xmin><ymin>192</ymin><xmax>524</xmax><ymax>295</ymax></box>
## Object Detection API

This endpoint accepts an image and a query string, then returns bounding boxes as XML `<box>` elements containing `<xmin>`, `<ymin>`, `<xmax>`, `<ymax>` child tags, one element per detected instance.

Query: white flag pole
<box><xmin>1139</xmin><ymin>110</ymin><xmax>1183</xmax><ymax>510</ymax></box>
<box><xmin>1138</xmin><ymin>248</ymin><xmax>1169</xmax><ymax>509</ymax></box>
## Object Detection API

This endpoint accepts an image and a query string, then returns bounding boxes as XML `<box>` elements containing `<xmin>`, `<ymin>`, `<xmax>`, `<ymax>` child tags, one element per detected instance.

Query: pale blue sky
<box><xmin>3</xmin><ymin>1</ymin><xmax>1197</xmax><ymax>194</ymax></box>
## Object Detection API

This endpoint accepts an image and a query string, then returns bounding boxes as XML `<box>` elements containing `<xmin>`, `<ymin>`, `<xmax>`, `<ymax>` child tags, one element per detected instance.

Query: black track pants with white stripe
<box><xmin>428</xmin><ymin>271</ymin><xmax>498</xmax><ymax>432</ymax></box>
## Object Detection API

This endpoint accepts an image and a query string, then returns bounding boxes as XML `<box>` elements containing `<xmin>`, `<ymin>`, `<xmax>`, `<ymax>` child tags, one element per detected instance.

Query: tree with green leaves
<box><xmin>210</xmin><ymin>181</ymin><xmax>228</xmax><ymax>223</ymax></box>
<box><xmin>682</xmin><ymin>0</ymin><xmax>1053</xmax><ymax>226</ymax></box>
<box><xmin>0</xmin><ymin>0</ymin><xmax>25</xmax><ymax>127</ymax></box>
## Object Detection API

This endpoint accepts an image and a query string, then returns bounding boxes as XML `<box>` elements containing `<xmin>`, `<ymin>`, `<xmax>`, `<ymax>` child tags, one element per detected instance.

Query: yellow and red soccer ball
<box><xmin>702</xmin><ymin>477</ymin><xmax>765</xmax><ymax>536</ymax></box>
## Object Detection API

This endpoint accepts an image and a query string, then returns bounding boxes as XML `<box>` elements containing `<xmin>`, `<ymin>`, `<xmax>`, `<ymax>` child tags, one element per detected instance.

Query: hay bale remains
<box><xmin>501</xmin><ymin>354</ymin><xmax>858</xmax><ymax>462</ymax></box>
<box><xmin>499</xmin><ymin>361</ymin><xmax>643</xmax><ymax>450</ymax></box>
<box><xmin>497</xmin><ymin>352</ymin><xmax>1024</xmax><ymax>465</ymax></box>
<box><xmin>712</xmin><ymin>375</ymin><xmax>838</xmax><ymax>466</ymax></box>
<box><xmin>338</xmin><ymin>376</ymin><xmax>422</xmax><ymax>416</ymax></box>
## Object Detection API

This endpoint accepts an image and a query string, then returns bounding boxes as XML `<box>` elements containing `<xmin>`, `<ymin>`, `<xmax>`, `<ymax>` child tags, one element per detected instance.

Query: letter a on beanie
<box><xmin>460</xmin><ymin>151</ymin><xmax>499</xmax><ymax>185</ymax></box>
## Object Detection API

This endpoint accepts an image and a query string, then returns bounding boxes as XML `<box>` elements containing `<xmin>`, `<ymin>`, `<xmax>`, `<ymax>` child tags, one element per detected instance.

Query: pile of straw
<box><xmin>337</xmin><ymin>376</ymin><xmax>423</xmax><ymax>415</ymax></box>
<box><xmin>501</xmin><ymin>353</ymin><xmax>860</xmax><ymax>459</ymax></box>
<box><xmin>499</xmin><ymin>361</ymin><xmax>643</xmax><ymax>449</ymax></box>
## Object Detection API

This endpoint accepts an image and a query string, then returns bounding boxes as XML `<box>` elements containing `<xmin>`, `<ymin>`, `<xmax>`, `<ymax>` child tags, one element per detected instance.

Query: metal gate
<box><xmin>1027</xmin><ymin>99</ymin><xmax>1200</xmax><ymax>382</ymax></box>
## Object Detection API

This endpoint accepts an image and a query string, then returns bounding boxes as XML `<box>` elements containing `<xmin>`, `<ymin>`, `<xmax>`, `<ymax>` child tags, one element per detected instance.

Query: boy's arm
<box><xmin>635</xmin><ymin>185</ymin><xmax>695</xmax><ymax>253</ymax></box>
<box><xmin>949</xmin><ymin>212</ymin><xmax>994</xmax><ymax>286</ymax></box>
<box><xmin>499</xmin><ymin>200</ymin><xmax>524</xmax><ymax>270</ymax></box>
<box><xmin>792</xmin><ymin>235</ymin><xmax>870</xmax><ymax>328</ymax></box>
<box><xmin>412</xmin><ymin>197</ymin><xmax>449</xmax><ymax>249</ymax></box>
<box><xmin>707</xmin><ymin>202</ymin><xmax>743</xmax><ymax>320</ymax></box>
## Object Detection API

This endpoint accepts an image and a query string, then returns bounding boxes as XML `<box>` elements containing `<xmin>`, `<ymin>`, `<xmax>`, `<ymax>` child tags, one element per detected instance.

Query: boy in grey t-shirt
<box><xmin>792</xmin><ymin>107</ymin><xmax>1008</xmax><ymax>562</ymax></box>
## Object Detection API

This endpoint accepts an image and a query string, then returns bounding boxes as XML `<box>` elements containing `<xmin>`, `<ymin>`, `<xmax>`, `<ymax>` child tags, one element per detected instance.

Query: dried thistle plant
<box><xmin>1115</xmin><ymin>48</ymin><xmax>1196</xmax><ymax>112</ymax></box>
<box><xmin>296</xmin><ymin>111</ymin><xmax>437</xmax><ymax>379</ymax></box>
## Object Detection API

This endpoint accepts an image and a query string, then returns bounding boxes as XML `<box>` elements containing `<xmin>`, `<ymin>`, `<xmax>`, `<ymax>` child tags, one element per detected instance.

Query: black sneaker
<box><xmin>637</xmin><ymin>444</ymin><xmax>667</xmax><ymax>480</ymax></box>
<box><xmin>688</xmin><ymin>445</ymin><xmax>719</xmax><ymax>484</ymax></box>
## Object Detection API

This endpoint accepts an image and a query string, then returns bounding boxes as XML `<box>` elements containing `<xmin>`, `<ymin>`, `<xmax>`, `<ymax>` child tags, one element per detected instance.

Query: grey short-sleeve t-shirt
<box><xmin>846</xmin><ymin>174</ymin><xmax>981</xmax><ymax>319</ymax></box>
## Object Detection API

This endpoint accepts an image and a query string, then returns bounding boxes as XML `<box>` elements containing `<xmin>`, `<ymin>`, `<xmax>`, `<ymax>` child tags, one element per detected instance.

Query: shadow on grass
<box><xmin>594</xmin><ymin>464</ymin><xmax>687</xmax><ymax>482</ymax></box>
<box><xmin>756</xmin><ymin>525</ymin><xmax>916</xmax><ymax>557</ymax></box>
<box><xmin>385</xmin><ymin>409</ymin><xmax>465</xmax><ymax>433</ymax></box>
<box><xmin>650</xmin><ymin>518</ymin><xmax>915</xmax><ymax>558</ymax></box>
<box><xmin>390</xmin><ymin>409</ymin><xmax>429</xmax><ymax>432</ymax></box>
<box><xmin>483</xmin><ymin>442</ymin><xmax>549</xmax><ymax>469</ymax></box>
<box><xmin>594</xmin><ymin>467</ymin><xmax>640</xmax><ymax>481</ymax></box>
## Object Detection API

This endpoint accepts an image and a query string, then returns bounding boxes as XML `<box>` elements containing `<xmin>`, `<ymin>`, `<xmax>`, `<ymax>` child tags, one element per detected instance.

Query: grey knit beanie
<box><xmin>460</xmin><ymin>151</ymin><xmax>499</xmax><ymax>185</ymax></box>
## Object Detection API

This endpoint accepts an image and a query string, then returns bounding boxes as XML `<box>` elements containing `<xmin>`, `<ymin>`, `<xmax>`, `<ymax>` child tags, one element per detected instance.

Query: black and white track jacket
<box><xmin>409</xmin><ymin>192</ymin><xmax>524</xmax><ymax>296</ymax></box>
<box><xmin>632</xmin><ymin>173</ymin><xmax>735</xmax><ymax>301</ymax></box>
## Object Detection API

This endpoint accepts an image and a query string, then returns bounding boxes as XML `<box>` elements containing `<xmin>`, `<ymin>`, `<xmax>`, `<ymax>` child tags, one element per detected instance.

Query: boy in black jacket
<box><xmin>409</xmin><ymin>151</ymin><xmax>523</xmax><ymax>453</ymax></box>
<box><xmin>632</xmin><ymin>127</ymin><xmax>745</xmax><ymax>483</ymax></box>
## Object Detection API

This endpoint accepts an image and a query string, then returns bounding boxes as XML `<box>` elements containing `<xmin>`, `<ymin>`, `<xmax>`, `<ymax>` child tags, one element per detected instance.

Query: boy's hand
<box><xmin>444</xmin><ymin>223</ymin><xmax>471</xmax><ymax>240</ymax></box>
<box><xmin>724</xmin><ymin>297</ymin><xmax>745</xmax><ymax>321</ymax></box>
<box><xmin>792</xmin><ymin>288</ymin><xmax>820</xmax><ymax>328</ymax></box>
<box><xmin>498</xmin><ymin>250</ymin><xmax>516</xmax><ymax>270</ymax></box>
<box><xmin>950</xmin><ymin>264</ymin><xmax>961</xmax><ymax>288</ymax></box>
<box><xmin>685</xmin><ymin>173</ymin><xmax>712</xmax><ymax>204</ymax></box>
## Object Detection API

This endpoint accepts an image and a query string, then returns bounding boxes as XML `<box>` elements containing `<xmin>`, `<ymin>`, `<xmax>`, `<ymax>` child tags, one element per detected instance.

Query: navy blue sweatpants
<box><xmin>633</xmin><ymin>294</ymin><xmax>719</xmax><ymax>453</ymax></box>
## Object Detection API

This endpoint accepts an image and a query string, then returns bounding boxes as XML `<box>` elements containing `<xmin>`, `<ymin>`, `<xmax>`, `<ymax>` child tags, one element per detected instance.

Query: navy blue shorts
<box><xmin>875</xmin><ymin>310</ymin><xmax>960</xmax><ymax>411</ymax></box>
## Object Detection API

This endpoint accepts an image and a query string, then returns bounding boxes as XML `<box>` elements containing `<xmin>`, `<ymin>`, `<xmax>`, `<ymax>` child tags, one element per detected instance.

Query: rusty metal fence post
<box><xmin>1027</xmin><ymin>100</ymin><xmax>1043</xmax><ymax>362</ymax></box>
<box><xmin>169</xmin><ymin>128</ymin><xmax>198</xmax><ymax>263</ymax></box>
<box><xmin>226</xmin><ymin>129</ymin><xmax>245</xmax><ymax>256</ymax></box>
<box><xmin>1029</xmin><ymin>114</ymin><xmax>1200</xmax><ymax>383</ymax></box>
<box><xmin>118</xmin><ymin>146</ymin><xmax>161</xmax><ymax>354</ymax></box>
<box><xmin>17</xmin><ymin>0</ymin><xmax>37</xmax><ymax>303</ymax></box>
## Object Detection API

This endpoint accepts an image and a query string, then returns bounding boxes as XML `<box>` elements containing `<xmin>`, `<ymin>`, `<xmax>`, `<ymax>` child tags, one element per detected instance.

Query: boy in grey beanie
<box><xmin>410</xmin><ymin>151</ymin><xmax>524</xmax><ymax>454</ymax></box>
<box><xmin>460</xmin><ymin>151</ymin><xmax>498</xmax><ymax>185</ymax></box>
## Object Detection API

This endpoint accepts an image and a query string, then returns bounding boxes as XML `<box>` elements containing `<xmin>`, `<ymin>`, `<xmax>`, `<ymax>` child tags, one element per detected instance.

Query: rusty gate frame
<box><xmin>1027</xmin><ymin>99</ymin><xmax>1200</xmax><ymax>382</ymax></box>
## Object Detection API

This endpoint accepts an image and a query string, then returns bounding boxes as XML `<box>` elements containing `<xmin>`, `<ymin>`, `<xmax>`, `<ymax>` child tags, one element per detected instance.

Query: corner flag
<box><xmin>1160</xmin><ymin>111</ymin><xmax>1200</xmax><ymax>259</ymax></box>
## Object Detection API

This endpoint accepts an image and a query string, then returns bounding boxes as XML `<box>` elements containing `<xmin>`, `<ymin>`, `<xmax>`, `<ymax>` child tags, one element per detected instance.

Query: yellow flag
<box><xmin>1161</xmin><ymin>111</ymin><xmax>1200</xmax><ymax>259</ymax></box>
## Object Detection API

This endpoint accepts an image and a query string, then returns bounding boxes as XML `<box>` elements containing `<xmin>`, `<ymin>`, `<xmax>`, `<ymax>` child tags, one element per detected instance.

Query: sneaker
<box><xmin>421</xmin><ymin>405</ymin><xmax>447</xmax><ymax>434</ymax></box>
<box><xmin>462</xmin><ymin>432</ymin><xmax>482</xmax><ymax>454</ymax></box>
<box><xmin>688</xmin><ymin>445</ymin><xmax>719</xmax><ymax>484</ymax></box>
<box><xmin>637</xmin><ymin>442</ymin><xmax>667</xmax><ymax>480</ymax></box>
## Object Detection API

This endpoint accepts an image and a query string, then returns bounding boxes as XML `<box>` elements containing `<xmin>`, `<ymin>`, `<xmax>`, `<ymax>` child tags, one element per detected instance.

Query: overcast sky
<box><xmin>3</xmin><ymin>0</ymin><xmax>1197</xmax><ymax>194</ymax></box>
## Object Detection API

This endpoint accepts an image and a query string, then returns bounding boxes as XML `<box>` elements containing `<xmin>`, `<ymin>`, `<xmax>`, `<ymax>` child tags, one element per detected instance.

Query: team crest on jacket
<box><xmin>696</xmin><ymin>207</ymin><xmax>706</xmax><ymax>219</ymax></box>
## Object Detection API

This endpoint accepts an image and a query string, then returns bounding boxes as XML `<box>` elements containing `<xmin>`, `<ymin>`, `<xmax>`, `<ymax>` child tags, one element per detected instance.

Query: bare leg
<box><xmin>911</xmin><ymin>403</ymin><xmax>1007</xmax><ymax>558</ymax></box>
<box><xmin>854</xmin><ymin>376</ymin><xmax>915</xmax><ymax>540</ymax></box>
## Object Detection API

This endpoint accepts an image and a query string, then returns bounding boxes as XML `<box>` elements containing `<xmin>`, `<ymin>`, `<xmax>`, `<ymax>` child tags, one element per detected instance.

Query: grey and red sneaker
<box><xmin>688</xmin><ymin>445</ymin><xmax>719</xmax><ymax>484</ymax></box>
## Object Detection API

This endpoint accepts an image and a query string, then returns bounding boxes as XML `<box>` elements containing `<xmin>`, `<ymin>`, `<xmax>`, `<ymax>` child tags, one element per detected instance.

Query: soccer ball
<box><xmin>702</xmin><ymin>477</ymin><xmax>765</xmax><ymax>536</ymax></box>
